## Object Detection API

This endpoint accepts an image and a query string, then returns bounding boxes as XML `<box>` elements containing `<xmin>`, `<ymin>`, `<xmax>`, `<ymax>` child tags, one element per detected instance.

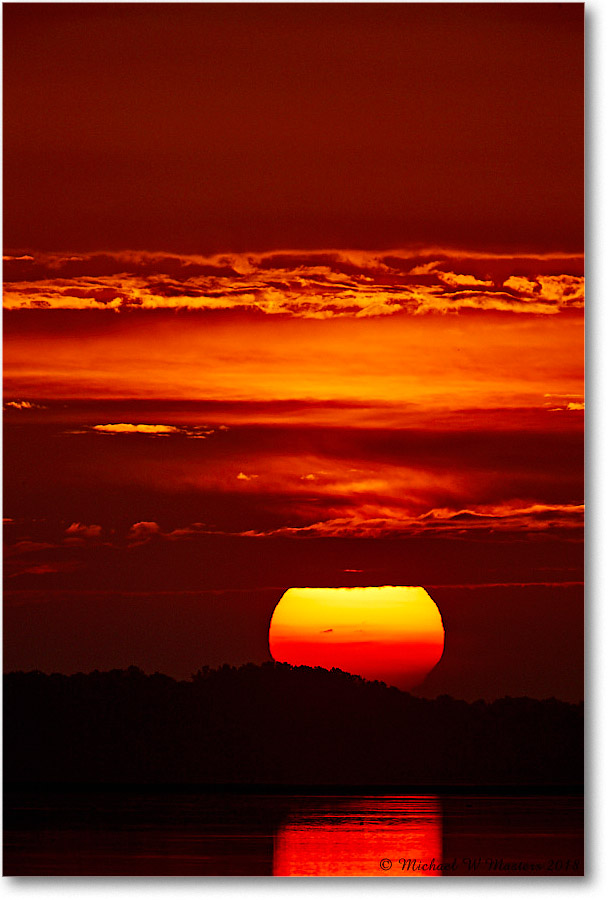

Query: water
<box><xmin>3</xmin><ymin>791</ymin><xmax>583</xmax><ymax>876</ymax></box>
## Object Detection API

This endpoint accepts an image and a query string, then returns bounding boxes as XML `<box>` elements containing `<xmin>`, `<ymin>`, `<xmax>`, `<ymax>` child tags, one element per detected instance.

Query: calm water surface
<box><xmin>3</xmin><ymin>791</ymin><xmax>583</xmax><ymax>876</ymax></box>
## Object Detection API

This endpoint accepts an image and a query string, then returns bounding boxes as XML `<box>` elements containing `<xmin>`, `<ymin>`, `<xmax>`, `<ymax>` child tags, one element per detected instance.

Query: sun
<box><xmin>268</xmin><ymin>586</ymin><xmax>444</xmax><ymax>690</ymax></box>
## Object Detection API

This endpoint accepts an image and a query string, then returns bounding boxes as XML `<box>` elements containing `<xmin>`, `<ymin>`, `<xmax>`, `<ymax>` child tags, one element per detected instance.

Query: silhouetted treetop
<box><xmin>4</xmin><ymin>663</ymin><xmax>582</xmax><ymax>787</ymax></box>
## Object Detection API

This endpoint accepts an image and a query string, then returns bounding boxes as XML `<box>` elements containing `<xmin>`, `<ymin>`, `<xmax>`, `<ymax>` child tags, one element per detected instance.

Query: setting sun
<box><xmin>268</xmin><ymin>586</ymin><xmax>445</xmax><ymax>690</ymax></box>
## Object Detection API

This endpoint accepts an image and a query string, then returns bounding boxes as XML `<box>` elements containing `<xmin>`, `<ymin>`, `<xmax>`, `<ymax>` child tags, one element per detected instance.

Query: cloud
<box><xmin>236</xmin><ymin>501</ymin><xmax>584</xmax><ymax>540</ymax></box>
<box><xmin>504</xmin><ymin>273</ymin><xmax>584</xmax><ymax>307</ymax></box>
<box><xmin>537</xmin><ymin>275</ymin><xmax>585</xmax><ymax>304</ymax></box>
<box><xmin>547</xmin><ymin>401</ymin><xmax>584</xmax><ymax>412</ymax></box>
<box><xmin>503</xmin><ymin>275</ymin><xmax>538</xmax><ymax>294</ymax></box>
<box><xmin>64</xmin><ymin>522</ymin><xmax>103</xmax><ymax>543</ymax></box>
<box><xmin>127</xmin><ymin>521</ymin><xmax>162</xmax><ymax>545</ymax></box>
<box><xmin>7</xmin><ymin>561</ymin><xmax>83</xmax><ymax>578</ymax></box>
<box><xmin>3</xmin><ymin>248</ymin><xmax>584</xmax><ymax>317</ymax></box>
<box><xmin>436</xmin><ymin>271</ymin><xmax>493</xmax><ymax>288</ymax></box>
<box><xmin>90</xmin><ymin>423</ymin><xmax>216</xmax><ymax>438</ymax></box>
<box><xmin>4</xmin><ymin>400</ymin><xmax>46</xmax><ymax>410</ymax></box>
<box><xmin>2</xmin><ymin>489</ymin><xmax>582</xmax><ymax>585</ymax></box>
<box><xmin>73</xmin><ymin>500</ymin><xmax>580</xmax><ymax>547</ymax></box>
<box><xmin>120</xmin><ymin>503</ymin><xmax>583</xmax><ymax>542</ymax></box>
<box><xmin>4</xmin><ymin>524</ymin><xmax>107</xmax><ymax>559</ymax></box>
<box><xmin>125</xmin><ymin>521</ymin><xmax>210</xmax><ymax>546</ymax></box>
<box><xmin>4</xmin><ymin>540</ymin><xmax>58</xmax><ymax>557</ymax></box>
<box><xmin>92</xmin><ymin>423</ymin><xmax>181</xmax><ymax>435</ymax></box>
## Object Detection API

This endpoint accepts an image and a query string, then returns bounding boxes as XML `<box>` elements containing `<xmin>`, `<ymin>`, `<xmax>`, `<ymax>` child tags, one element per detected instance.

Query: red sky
<box><xmin>3</xmin><ymin>3</ymin><xmax>584</xmax><ymax>700</ymax></box>
<box><xmin>4</xmin><ymin>3</ymin><xmax>583</xmax><ymax>253</ymax></box>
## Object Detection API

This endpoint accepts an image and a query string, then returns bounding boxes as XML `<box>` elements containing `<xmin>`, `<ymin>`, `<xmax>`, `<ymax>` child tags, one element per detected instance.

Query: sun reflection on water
<box><xmin>273</xmin><ymin>795</ymin><xmax>442</xmax><ymax>876</ymax></box>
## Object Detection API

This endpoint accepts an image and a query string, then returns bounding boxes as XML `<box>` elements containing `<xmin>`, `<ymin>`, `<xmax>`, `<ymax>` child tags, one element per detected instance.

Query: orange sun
<box><xmin>268</xmin><ymin>586</ymin><xmax>444</xmax><ymax>690</ymax></box>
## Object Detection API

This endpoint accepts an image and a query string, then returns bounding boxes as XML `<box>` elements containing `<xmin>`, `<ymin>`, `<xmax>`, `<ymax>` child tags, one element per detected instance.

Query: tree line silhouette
<box><xmin>4</xmin><ymin>663</ymin><xmax>582</xmax><ymax>787</ymax></box>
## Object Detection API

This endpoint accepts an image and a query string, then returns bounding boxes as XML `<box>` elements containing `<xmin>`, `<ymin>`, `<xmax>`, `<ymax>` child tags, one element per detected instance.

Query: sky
<box><xmin>3</xmin><ymin>3</ymin><xmax>584</xmax><ymax>701</ymax></box>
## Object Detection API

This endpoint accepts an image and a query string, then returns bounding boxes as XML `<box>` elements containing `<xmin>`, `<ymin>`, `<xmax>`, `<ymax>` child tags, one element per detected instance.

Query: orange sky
<box><xmin>3</xmin><ymin>250</ymin><xmax>584</xmax><ymax>409</ymax></box>
<box><xmin>3</xmin><ymin>312</ymin><xmax>583</xmax><ymax>406</ymax></box>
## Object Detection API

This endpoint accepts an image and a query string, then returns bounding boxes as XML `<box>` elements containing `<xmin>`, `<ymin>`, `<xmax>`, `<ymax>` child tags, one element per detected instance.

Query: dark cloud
<box><xmin>2</xmin><ymin>252</ymin><xmax>240</xmax><ymax>283</ymax></box>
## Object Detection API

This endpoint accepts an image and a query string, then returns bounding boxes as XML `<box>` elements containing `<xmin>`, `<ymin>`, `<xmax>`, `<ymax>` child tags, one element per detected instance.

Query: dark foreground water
<box><xmin>3</xmin><ymin>791</ymin><xmax>583</xmax><ymax>876</ymax></box>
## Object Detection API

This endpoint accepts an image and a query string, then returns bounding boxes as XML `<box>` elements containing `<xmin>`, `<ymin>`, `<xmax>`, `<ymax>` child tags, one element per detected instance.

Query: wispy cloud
<box><xmin>236</xmin><ymin>501</ymin><xmax>584</xmax><ymax>540</ymax></box>
<box><xmin>71</xmin><ymin>502</ymin><xmax>583</xmax><ymax>547</ymax></box>
<box><xmin>106</xmin><ymin>501</ymin><xmax>583</xmax><ymax>545</ymax></box>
